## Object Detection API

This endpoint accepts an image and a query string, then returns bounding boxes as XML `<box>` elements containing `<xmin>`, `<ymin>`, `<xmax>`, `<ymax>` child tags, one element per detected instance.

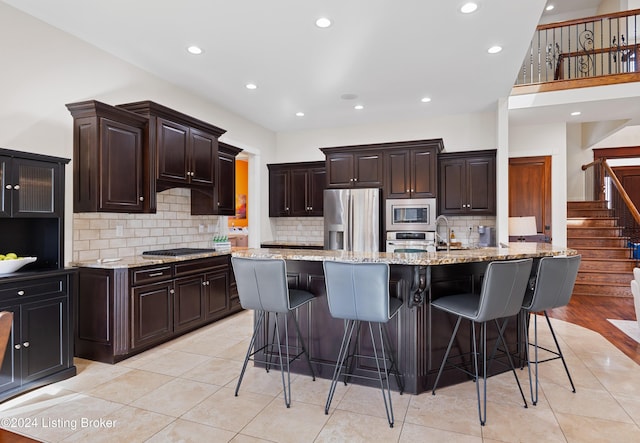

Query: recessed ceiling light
<box><xmin>487</xmin><ymin>45</ymin><xmax>503</xmax><ymax>54</ymax></box>
<box><xmin>245</xmin><ymin>83</ymin><xmax>257</xmax><ymax>90</ymax></box>
<box><xmin>421</xmin><ymin>97</ymin><xmax>432</xmax><ymax>103</ymax></box>
<box><xmin>187</xmin><ymin>46</ymin><xmax>203</xmax><ymax>55</ymax></box>
<box><xmin>571</xmin><ymin>111</ymin><xmax>581</xmax><ymax>116</ymax></box>
<box><xmin>546</xmin><ymin>5</ymin><xmax>555</xmax><ymax>11</ymax></box>
<box><xmin>354</xmin><ymin>105</ymin><xmax>364</xmax><ymax>110</ymax></box>
<box><xmin>296</xmin><ymin>112</ymin><xmax>305</xmax><ymax>117</ymax></box>
<box><xmin>316</xmin><ymin>17</ymin><xmax>332</xmax><ymax>28</ymax></box>
<box><xmin>460</xmin><ymin>2</ymin><xmax>478</xmax><ymax>14</ymax></box>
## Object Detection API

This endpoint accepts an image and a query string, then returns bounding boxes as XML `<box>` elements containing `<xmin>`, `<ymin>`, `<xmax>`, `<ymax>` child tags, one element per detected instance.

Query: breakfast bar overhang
<box><xmin>232</xmin><ymin>243</ymin><xmax>576</xmax><ymax>395</ymax></box>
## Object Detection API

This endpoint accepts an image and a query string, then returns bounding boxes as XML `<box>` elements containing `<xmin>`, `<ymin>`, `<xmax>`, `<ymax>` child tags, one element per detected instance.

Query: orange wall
<box><xmin>230</xmin><ymin>159</ymin><xmax>248</xmax><ymax>227</ymax></box>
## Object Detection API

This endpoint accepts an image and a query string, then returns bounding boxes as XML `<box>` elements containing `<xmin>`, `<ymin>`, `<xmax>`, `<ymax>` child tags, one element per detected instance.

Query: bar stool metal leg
<box><xmin>236</xmin><ymin>310</ymin><xmax>266</xmax><ymax>397</ymax></box>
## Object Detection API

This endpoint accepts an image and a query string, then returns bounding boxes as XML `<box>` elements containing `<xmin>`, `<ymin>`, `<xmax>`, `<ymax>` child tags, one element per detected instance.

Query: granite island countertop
<box><xmin>233</xmin><ymin>242</ymin><xmax>576</xmax><ymax>265</ymax></box>
<box><xmin>70</xmin><ymin>249</ymin><xmax>241</xmax><ymax>270</ymax></box>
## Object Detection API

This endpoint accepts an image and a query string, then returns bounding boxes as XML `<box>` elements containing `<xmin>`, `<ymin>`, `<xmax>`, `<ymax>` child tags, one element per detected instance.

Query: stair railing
<box><xmin>582</xmin><ymin>158</ymin><xmax>640</xmax><ymax>258</ymax></box>
<box><xmin>516</xmin><ymin>9</ymin><xmax>640</xmax><ymax>86</ymax></box>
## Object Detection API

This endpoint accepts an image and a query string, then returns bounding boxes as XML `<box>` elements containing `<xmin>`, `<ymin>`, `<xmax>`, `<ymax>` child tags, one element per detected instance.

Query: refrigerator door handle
<box><xmin>347</xmin><ymin>194</ymin><xmax>353</xmax><ymax>251</ymax></box>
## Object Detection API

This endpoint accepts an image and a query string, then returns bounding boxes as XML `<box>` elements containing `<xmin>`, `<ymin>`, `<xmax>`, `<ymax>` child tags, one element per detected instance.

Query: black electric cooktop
<box><xmin>142</xmin><ymin>248</ymin><xmax>218</xmax><ymax>257</ymax></box>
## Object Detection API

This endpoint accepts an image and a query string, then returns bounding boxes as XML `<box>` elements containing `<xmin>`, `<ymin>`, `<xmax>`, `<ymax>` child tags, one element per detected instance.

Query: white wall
<box><xmin>0</xmin><ymin>3</ymin><xmax>277</xmax><ymax>263</ymax></box>
<box><xmin>276</xmin><ymin>112</ymin><xmax>498</xmax><ymax>161</ymax></box>
<box><xmin>509</xmin><ymin>122</ymin><xmax>569</xmax><ymax>246</ymax></box>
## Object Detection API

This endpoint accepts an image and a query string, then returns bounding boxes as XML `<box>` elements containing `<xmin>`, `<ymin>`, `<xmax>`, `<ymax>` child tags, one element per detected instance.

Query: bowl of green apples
<box><xmin>0</xmin><ymin>254</ymin><xmax>36</xmax><ymax>274</ymax></box>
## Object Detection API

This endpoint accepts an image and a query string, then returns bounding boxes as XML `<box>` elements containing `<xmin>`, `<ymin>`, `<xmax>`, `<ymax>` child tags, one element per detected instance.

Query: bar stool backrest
<box><xmin>474</xmin><ymin>259</ymin><xmax>533</xmax><ymax>323</ymax></box>
<box><xmin>231</xmin><ymin>257</ymin><xmax>290</xmax><ymax>313</ymax></box>
<box><xmin>323</xmin><ymin>261</ymin><xmax>391</xmax><ymax>323</ymax></box>
<box><xmin>524</xmin><ymin>255</ymin><xmax>581</xmax><ymax>312</ymax></box>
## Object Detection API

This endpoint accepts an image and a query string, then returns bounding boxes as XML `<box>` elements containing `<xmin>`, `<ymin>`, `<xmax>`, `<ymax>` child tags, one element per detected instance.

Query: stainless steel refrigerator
<box><xmin>324</xmin><ymin>188</ymin><xmax>381</xmax><ymax>252</ymax></box>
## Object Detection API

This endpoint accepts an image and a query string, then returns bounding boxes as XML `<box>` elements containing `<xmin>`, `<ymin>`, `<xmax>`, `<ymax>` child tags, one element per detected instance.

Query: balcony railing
<box><xmin>516</xmin><ymin>9</ymin><xmax>640</xmax><ymax>87</ymax></box>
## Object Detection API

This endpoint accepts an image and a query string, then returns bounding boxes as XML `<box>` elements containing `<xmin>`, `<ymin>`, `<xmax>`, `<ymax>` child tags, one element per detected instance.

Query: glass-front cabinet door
<box><xmin>0</xmin><ymin>156</ymin><xmax>59</xmax><ymax>217</ymax></box>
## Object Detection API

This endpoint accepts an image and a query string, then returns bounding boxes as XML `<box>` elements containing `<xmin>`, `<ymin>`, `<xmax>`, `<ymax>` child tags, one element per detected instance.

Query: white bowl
<box><xmin>0</xmin><ymin>257</ymin><xmax>37</xmax><ymax>274</ymax></box>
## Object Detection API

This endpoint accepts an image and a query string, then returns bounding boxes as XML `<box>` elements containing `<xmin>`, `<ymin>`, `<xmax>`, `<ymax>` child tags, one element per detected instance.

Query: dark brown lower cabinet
<box><xmin>0</xmin><ymin>269</ymin><xmax>77</xmax><ymax>402</ymax></box>
<box><xmin>132</xmin><ymin>281</ymin><xmax>174</xmax><ymax>350</ymax></box>
<box><xmin>75</xmin><ymin>255</ymin><xmax>241</xmax><ymax>364</ymax></box>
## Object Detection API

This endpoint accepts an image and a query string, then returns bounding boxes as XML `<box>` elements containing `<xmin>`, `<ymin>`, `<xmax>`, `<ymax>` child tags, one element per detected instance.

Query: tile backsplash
<box><xmin>268</xmin><ymin>215</ymin><xmax>496</xmax><ymax>246</ymax></box>
<box><xmin>72</xmin><ymin>188</ymin><xmax>223</xmax><ymax>262</ymax></box>
<box><xmin>270</xmin><ymin>217</ymin><xmax>324</xmax><ymax>244</ymax></box>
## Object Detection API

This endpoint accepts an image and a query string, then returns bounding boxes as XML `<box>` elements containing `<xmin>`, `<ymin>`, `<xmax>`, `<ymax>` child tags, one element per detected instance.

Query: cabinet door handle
<box><xmin>202</xmin><ymin>281</ymin><xmax>207</xmax><ymax>286</ymax></box>
<box><xmin>148</xmin><ymin>272</ymin><xmax>164</xmax><ymax>277</ymax></box>
<box><xmin>17</xmin><ymin>290</ymin><xmax>25</xmax><ymax>296</ymax></box>
<box><xmin>5</xmin><ymin>184</ymin><xmax>12</xmax><ymax>190</ymax></box>
<box><xmin>22</xmin><ymin>342</ymin><xmax>29</xmax><ymax>348</ymax></box>
<box><xmin>14</xmin><ymin>344</ymin><xmax>20</xmax><ymax>350</ymax></box>
<box><xmin>169</xmin><ymin>289</ymin><xmax>175</xmax><ymax>294</ymax></box>
<box><xmin>14</xmin><ymin>185</ymin><xmax>20</xmax><ymax>190</ymax></box>
<box><xmin>206</xmin><ymin>281</ymin><xmax>210</xmax><ymax>286</ymax></box>
<box><xmin>139</xmin><ymin>197</ymin><xmax>144</xmax><ymax>201</ymax></box>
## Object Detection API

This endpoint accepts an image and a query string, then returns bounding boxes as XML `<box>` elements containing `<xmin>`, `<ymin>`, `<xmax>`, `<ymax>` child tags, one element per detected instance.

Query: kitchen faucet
<box><xmin>435</xmin><ymin>215</ymin><xmax>451</xmax><ymax>253</ymax></box>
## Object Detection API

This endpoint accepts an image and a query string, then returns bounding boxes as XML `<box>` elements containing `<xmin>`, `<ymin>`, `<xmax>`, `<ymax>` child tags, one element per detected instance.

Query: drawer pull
<box><xmin>23</xmin><ymin>342</ymin><xmax>29</xmax><ymax>348</ymax></box>
<box><xmin>17</xmin><ymin>290</ymin><xmax>25</xmax><ymax>296</ymax></box>
<box><xmin>14</xmin><ymin>344</ymin><xmax>20</xmax><ymax>350</ymax></box>
<box><xmin>148</xmin><ymin>272</ymin><xmax>164</xmax><ymax>277</ymax></box>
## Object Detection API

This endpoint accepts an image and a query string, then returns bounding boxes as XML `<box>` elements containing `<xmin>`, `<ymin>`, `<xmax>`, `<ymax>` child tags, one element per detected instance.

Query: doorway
<box><xmin>509</xmin><ymin>156</ymin><xmax>552</xmax><ymax>240</ymax></box>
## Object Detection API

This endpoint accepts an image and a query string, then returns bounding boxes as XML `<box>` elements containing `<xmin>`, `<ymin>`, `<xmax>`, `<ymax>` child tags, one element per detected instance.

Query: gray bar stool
<box><xmin>522</xmin><ymin>254</ymin><xmax>581</xmax><ymax>405</ymax></box>
<box><xmin>322</xmin><ymin>260</ymin><xmax>403</xmax><ymax>428</ymax></box>
<box><xmin>431</xmin><ymin>258</ymin><xmax>533</xmax><ymax>426</ymax></box>
<box><xmin>231</xmin><ymin>257</ymin><xmax>316</xmax><ymax>408</ymax></box>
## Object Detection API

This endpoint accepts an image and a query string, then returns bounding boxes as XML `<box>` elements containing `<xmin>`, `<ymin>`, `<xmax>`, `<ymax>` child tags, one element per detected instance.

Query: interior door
<box><xmin>612</xmin><ymin>166</ymin><xmax>640</xmax><ymax>210</ymax></box>
<box><xmin>509</xmin><ymin>156</ymin><xmax>552</xmax><ymax>239</ymax></box>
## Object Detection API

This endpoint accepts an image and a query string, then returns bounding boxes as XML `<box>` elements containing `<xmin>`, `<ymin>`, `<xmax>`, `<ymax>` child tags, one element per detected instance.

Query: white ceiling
<box><xmin>7</xmin><ymin>0</ymin><xmax>634</xmax><ymax>134</ymax></box>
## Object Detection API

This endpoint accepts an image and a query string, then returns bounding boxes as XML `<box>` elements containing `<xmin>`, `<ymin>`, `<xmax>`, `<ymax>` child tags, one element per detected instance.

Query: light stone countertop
<box><xmin>71</xmin><ymin>243</ymin><xmax>575</xmax><ymax>270</ymax></box>
<box><xmin>70</xmin><ymin>249</ymin><xmax>237</xmax><ymax>270</ymax></box>
<box><xmin>233</xmin><ymin>242</ymin><xmax>576</xmax><ymax>266</ymax></box>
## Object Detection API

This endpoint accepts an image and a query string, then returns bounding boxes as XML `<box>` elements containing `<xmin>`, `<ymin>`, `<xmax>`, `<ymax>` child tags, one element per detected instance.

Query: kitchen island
<box><xmin>232</xmin><ymin>243</ymin><xmax>576</xmax><ymax>394</ymax></box>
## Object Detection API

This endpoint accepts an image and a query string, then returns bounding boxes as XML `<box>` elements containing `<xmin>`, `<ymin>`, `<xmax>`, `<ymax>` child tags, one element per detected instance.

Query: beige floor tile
<box><xmin>405</xmin><ymin>390</ymin><xmax>483</xmax><ymax>437</ymax></box>
<box><xmin>614</xmin><ymin>393</ymin><xmax>640</xmax><ymax>427</ymax></box>
<box><xmin>314</xmin><ymin>408</ymin><xmax>400</xmax><ymax>442</ymax></box>
<box><xmin>588</xmin><ymin>366</ymin><xmax>640</xmax><ymax>398</ymax></box>
<box><xmin>290</xmin><ymin>375</ymin><xmax>345</xmax><ymax>407</ymax></box>
<box><xmin>544</xmin><ymin>383</ymin><xmax>634</xmax><ymax>423</ymax></box>
<box><xmin>555</xmin><ymin>411</ymin><xmax>640</xmax><ymax>443</ymax></box>
<box><xmin>130</xmin><ymin>378</ymin><xmax>219</xmax><ymax>417</ymax></box>
<box><xmin>21</xmin><ymin>394</ymin><xmax>124</xmax><ymax>442</ymax></box>
<box><xmin>181</xmin><ymin>356</ymin><xmax>243</xmax><ymax>386</ymax></box>
<box><xmin>2</xmin><ymin>311</ymin><xmax>639</xmax><ymax>442</ymax></box>
<box><xmin>135</xmin><ymin>350</ymin><xmax>211</xmax><ymax>377</ymax></box>
<box><xmin>479</xmin><ymin>400</ymin><xmax>566</xmax><ymax>442</ymax></box>
<box><xmin>86</xmin><ymin>369</ymin><xmax>173</xmax><ymax>404</ymax></box>
<box><xmin>242</xmin><ymin>397</ymin><xmax>329</xmax><ymax>443</ymax></box>
<box><xmin>0</xmin><ymin>385</ymin><xmax>78</xmax><ymax>415</ymax></box>
<box><xmin>61</xmin><ymin>405</ymin><xmax>174</xmax><ymax>442</ymax></box>
<box><xmin>399</xmin><ymin>422</ymin><xmax>482</xmax><ymax>442</ymax></box>
<box><xmin>332</xmin><ymin>382</ymin><xmax>410</xmax><ymax>423</ymax></box>
<box><xmin>181</xmin><ymin>386</ymin><xmax>272</xmax><ymax>433</ymax></box>
<box><xmin>146</xmin><ymin>418</ymin><xmax>236</xmax><ymax>442</ymax></box>
<box><xmin>54</xmin><ymin>359</ymin><xmax>132</xmax><ymax>393</ymax></box>
<box><xmin>230</xmin><ymin>364</ymin><xmax>301</xmax><ymax>398</ymax></box>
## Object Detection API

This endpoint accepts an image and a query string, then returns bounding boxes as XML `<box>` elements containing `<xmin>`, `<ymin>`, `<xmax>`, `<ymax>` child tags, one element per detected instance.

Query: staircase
<box><xmin>567</xmin><ymin>201</ymin><xmax>636</xmax><ymax>297</ymax></box>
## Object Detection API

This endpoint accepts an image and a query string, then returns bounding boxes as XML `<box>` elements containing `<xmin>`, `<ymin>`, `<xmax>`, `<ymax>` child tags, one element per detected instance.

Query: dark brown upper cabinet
<box><xmin>118</xmin><ymin>101</ymin><xmax>226</xmax><ymax>192</ymax></box>
<box><xmin>438</xmin><ymin>150</ymin><xmax>496</xmax><ymax>215</ymax></box>
<box><xmin>191</xmin><ymin>142</ymin><xmax>242</xmax><ymax>216</ymax></box>
<box><xmin>0</xmin><ymin>153</ymin><xmax>64</xmax><ymax>218</ymax></box>
<box><xmin>66</xmin><ymin>100</ymin><xmax>152</xmax><ymax>213</ymax></box>
<box><xmin>268</xmin><ymin>161</ymin><xmax>326</xmax><ymax>217</ymax></box>
<box><xmin>320</xmin><ymin>147</ymin><xmax>383</xmax><ymax>189</ymax></box>
<box><xmin>384</xmin><ymin>139</ymin><xmax>443</xmax><ymax>199</ymax></box>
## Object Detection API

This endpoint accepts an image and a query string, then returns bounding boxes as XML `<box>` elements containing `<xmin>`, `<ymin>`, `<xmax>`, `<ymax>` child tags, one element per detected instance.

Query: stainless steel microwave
<box><xmin>385</xmin><ymin>198</ymin><xmax>437</xmax><ymax>231</ymax></box>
